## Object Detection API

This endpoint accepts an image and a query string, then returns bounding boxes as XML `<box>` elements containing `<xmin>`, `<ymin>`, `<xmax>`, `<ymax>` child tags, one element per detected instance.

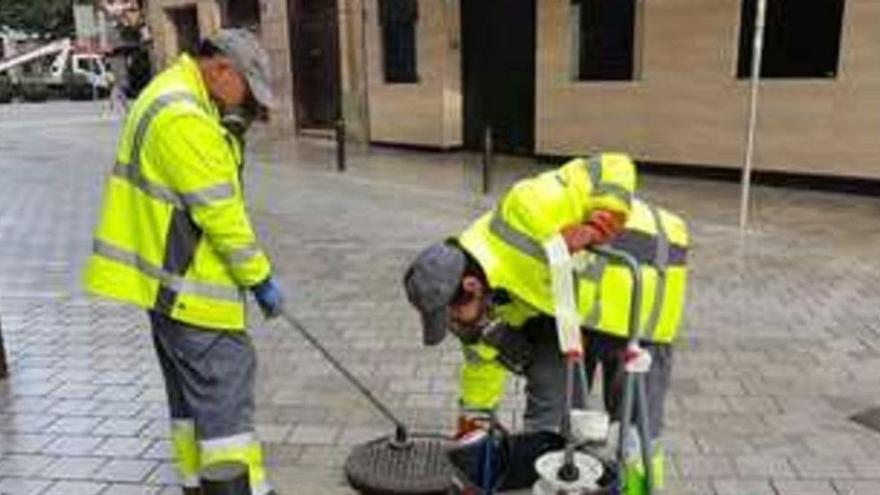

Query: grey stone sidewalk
<box><xmin>1</xmin><ymin>102</ymin><xmax>879</xmax><ymax>494</ymax></box>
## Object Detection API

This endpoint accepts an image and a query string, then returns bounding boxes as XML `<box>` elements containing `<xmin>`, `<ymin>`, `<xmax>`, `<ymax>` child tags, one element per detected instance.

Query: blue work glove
<box><xmin>251</xmin><ymin>277</ymin><xmax>284</xmax><ymax>319</ymax></box>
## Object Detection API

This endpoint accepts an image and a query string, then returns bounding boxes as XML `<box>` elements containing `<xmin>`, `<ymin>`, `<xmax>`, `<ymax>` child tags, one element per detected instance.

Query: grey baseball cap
<box><xmin>403</xmin><ymin>242</ymin><xmax>467</xmax><ymax>346</ymax></box>
<box><xmin>208</xmin><ymin>28</ymin><xmax>275</xmax><ymax>109</ymax></box>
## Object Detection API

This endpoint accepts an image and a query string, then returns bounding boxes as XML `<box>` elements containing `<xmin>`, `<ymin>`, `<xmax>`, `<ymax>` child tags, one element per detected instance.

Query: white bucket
<box><xmin>571</xmin><ymin>409</ymin><xmax>610</xmax><ymax>445</ymax></box>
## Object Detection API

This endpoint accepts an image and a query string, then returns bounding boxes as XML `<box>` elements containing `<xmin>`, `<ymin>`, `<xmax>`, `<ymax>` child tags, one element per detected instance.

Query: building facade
<box><xmin>145</xmin><ymin>0</ymin><xmax>880</xmax><ymax>179</ymax></box>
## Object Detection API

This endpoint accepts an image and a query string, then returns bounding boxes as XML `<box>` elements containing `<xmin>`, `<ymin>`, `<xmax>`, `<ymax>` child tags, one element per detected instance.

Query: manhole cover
<box><xmin>345</xmin><ymin>434</ymin><xmax>455</xmax><ymax>495</ymax></box>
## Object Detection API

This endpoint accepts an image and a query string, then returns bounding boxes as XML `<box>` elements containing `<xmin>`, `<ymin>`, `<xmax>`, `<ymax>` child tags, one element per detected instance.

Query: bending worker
<box><xmin>404</xmin><ymin>153</ymin><xmax>689</xmax><ymax>492</ymax></box>
<box><xmin>84</xmin><ymin>30</ymin><xmax>284</xmax><ymax>495</ymax></box>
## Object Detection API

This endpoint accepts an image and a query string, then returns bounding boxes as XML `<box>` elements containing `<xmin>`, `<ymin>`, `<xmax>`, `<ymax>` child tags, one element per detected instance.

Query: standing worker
<box><xmin>404</xmin><ymin>154</ymin><xmax>688</xmax><ymax>492</ymax></box>
<box><xmin>85</xmin><ymin>29</ymin><xmax>284</xmax><ymax>495</ymax></box>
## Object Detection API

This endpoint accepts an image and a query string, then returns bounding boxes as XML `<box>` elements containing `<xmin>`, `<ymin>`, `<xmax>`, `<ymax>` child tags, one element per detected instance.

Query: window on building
<box><xmin>169</xmin><ymin>6</ymin><xmax>200</xmax><ymax>55</ymax></box>
<box><xmin>572</xmin><ymin>0</ymin><xmax>637</xmax><ymax>81</ymax></box>
<box><xmin>379</xmin><ymin>0</ymin><xmax>418</xmax><ymax>83</ymax></box>
<box><xmin>737</xmin><ymin>0</ymin><xmax>845</xmax><ymax>78</ymax></box>
<box><xmin>224</xmin><ymin>0</ymin><xmax>261</xmax><ymax>31</ymax></box>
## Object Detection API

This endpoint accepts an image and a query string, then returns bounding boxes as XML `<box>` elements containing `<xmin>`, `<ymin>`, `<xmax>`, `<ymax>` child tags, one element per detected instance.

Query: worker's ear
<box><xmin>461</xmin><ymin>275</ymin><xmax>483</xmax><ymax>295</ymax></box>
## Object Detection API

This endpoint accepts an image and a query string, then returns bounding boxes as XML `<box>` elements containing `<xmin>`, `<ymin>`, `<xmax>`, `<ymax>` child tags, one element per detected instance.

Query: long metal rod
<box><xmin>739</xmin><ymin>0</ymin><xmax>768</xmax><ymax>230</ymax></box>
<box><xmin>590</xmin><ymin>246</ymin><xmax>648</xmax><ymax>493</ymax></box>
<box><xmin>279</xmin><ymin>310</ymin><xmax>406</xmax><ymax>434</ymax></box>
<box><xmin>561</xmin><ymin>355</ymin><xmax>578</xmax><ymax>472</ymax></box>
<box><xmin>636</xmin><ymin>374</ymin><xmax>654</xmax><ymax>495</ymax></box>
<box><xmin>0</xmin><ymin>319</ymin><xmax>8</xmax><ymax>379</ymax></box>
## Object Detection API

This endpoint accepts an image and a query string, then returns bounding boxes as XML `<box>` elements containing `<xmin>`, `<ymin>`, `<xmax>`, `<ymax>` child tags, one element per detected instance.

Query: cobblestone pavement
<box><xmin>1</xmin><ymin>101</ymin><xmax>880</xmax><ymax>494</ymax></box>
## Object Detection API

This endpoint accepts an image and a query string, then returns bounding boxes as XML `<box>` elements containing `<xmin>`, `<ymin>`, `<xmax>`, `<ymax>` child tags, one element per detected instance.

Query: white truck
<box><xmin>0</xmin><ymin>38</ymin><xmax>113</xmax><ymax>99</ymax></box>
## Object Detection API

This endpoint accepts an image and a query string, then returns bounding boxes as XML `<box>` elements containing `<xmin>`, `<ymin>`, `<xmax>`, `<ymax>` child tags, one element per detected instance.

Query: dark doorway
<box><xmin>168</xmin><ymin>6</ymin><xmax>200</xmax><ymax>55</ymax></box>
<box><xmin>461</xmin><ymin>0</ymin><xmax>536</xmax><ymax>154</ymax></box>
<box><xmin>290</xmin><ymin>0</ymin><xmax>341</xmax><ymax>129</ymax></box>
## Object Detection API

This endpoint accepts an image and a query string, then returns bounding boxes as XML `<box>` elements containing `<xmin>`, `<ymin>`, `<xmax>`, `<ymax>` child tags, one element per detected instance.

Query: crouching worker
<box><xmin>403</xmin><ymin>155</ymin><xmax>688</xmax><ymax>493</ymax></box>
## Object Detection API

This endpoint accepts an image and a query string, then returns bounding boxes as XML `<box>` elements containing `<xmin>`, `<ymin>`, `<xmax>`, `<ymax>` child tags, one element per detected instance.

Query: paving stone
<box><xmin>46</xmin><ymin>416</ymin><xmax>104</xmax><ymax>435</ymax></box>
<box><xmin>734</xmin><ymin>455</ymin><xmax>797</xmax><ymax>479</ymax></box>
<box><xmin>93</xmin><ymin>437</ymin><xmax>154</xmax><ymax>458</ymax></box>
<box><xmin>832</xmin><ymin>480</ymin><xmax>880</xmax><ymax>495</ymax></box>
<box><xmin>0</xmin><ymin>433</ymin><xmax>55</xmax><ymax>454</ymax></box>
<box><xmin>675</xmin><ymin>454</ymin><xmax>737</xmax><ymax>478</ymax></box>
<box><xmin>48</xmin><ymin>399</ymin><xmax>100</xmax><ymax>416</ymax></box>
<box><xmin>255</xmin><ymin>423</ymin><xmax>293</xmax><ymax>444</ymax></box>
<box><xmin>93</xmin><ymin>401</ymin><xmax>146</xmax><ymax>418</ymax></box>
<box><xmin>93</xmin><ymin>418</ymin><xmax>148</xmax><ymax>437</ymax></box>
<box><xmin>42</xmin><ymin>456</ymin><xmax>107</xmax><ymax>480</ymax></box>
<box><xmin>93</xmin><ymin>385</ymin><xmax>144</xmax><ymax>402</ymax></box>
<box><xmin>0</xmin><ymin>454</ymin><xmax>56</xmax><ymax>476</ymax></box>
<box><xmin>772</xmin><ymin>479</ymin><xmax>837</xmax><ymax>495</ymax></box>
<box><xmin>713</xmin><ymin>478</ymin><xmax>776</xmax><ymax>495</ymax></box>
<box><xmin>101</xmin><ymin>484</ymin><xmax>164</xmax><ymax>495</ymax></box>
<box><xmin>0</xmin><ymin>477</ymin><xmax>52</xmax><ymax>495</ymax></box>
<box><xmin>143</xmin><ymin>462</ymin><xmax>178</xmax><ymax>485</ymax></box>
<box><xmin>48</xmin><ymin>384</ymin><xmax>100</xmax><ymax>400</ymax></box>
<box><xmin>0</xmin><ymin>413</ymin><xmax>58</xmax><ymax>433</ymax></box>
<box><xmin>93</xmin><ymin>459</ymin><xmax>158</xmax><ymax>483</ymax></box>
<box><xmin>286</xmin><ymin>424</ymin><xmax>341</xmax><ymax>445</ymax></box>
<box><xmin>140</xmin><ymin>440</ymin><xmax>172</xmax><ymax>461</ymax></box>
<box><xmin>43</xmin><ymin>435</ymin><xmax>105</xmax><ymax>456</ymax></box>
<box><xmin>43</xmin><ymin>480</ymin><xmax>108</xmax><ymax>495</ymax></box>
<box><xmin>788</xmin><ymin>455</ymin><xmax>857</xmax><ymax>479</ymax></box>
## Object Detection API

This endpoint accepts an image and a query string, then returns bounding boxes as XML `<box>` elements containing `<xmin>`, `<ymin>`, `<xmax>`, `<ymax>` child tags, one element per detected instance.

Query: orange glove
<box><xmin>560</xmin><ymin>211</ymin><xmax>625</xmax><ymax>253</ymax></box>
<box><xmin>587</xmin><ymin>210</ymin><xmax>625</xmax><ymax>244</ymax></box>
<box><xmin>560</xmin><ymin>223</ymin><xmax>602</xmax><ymax>253</ymax></box>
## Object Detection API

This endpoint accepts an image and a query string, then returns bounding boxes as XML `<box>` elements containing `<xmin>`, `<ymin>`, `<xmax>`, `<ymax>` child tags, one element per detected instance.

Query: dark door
<box><xmin>461</xmin><ymin>0</ymin><xmax>536</xmax><ymax>154</ymax></box>
<box><xmin>169</xmin><ymin>6</ymin><xmax>200</xmax><ymax>55</ymax></box>
<box><xmin>290</xmin><ymin>0</ymin><xmax>340</xmax><ymax>129</ymax></box>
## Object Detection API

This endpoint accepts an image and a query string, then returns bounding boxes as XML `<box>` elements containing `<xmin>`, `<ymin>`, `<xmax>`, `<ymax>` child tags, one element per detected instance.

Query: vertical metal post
<box><xmin>336</xmin><ymin>118</ymin><xmax>347</xmax><ymax>172</ymax></box>
<box><xmin>360</xmin><ymin>0</ymin><xmax>371</xmax><ymax>148</ymax></box>
<box><xmin>481</xmin><ymin>126</ymin><xmax>493</xmax><ymax>194</ymax></box>
<box><xmin>740</xmin><ymin>0</ymin><xmax>768</xmax><ymax>231</ymax></box>
<box><xmin>0</xmin><ymin>318</ymin><xmax>8</xmax><ymax>379</ymax></box>
<box><xmin>200</xmin><ymin>461</ymin><xmax>251</xmax><ymax>495</ymax></box>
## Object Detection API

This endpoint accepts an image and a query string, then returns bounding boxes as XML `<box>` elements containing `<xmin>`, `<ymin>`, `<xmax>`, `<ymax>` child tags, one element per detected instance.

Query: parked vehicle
<box><xmin>0</xmin><ymin>38</ymin><xmax>112</xmax><ymax>100</ymax></box>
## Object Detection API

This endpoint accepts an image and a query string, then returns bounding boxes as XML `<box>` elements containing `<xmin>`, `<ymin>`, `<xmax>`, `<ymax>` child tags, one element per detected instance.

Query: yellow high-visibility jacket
<box><xmin>84</xmin><ymin>54</ymin><xmax>271</xmax><ymax>330</ymax></box>
<box><xmin>456</xmin><ymin>154</ymin><xmax>638</xmax><ymax>410</ymax></box>
<box><xmin>456</xmin><ymin>192</ymin><xmax>689</xmax><ymax>411</ymax></box>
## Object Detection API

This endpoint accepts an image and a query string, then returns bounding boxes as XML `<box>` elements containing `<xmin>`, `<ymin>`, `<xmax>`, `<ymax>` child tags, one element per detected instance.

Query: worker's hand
<box><xmin>560</xmin><ymin>223</ymin><xmax>602</xmax><ymax>253</ymax></box>
<box><xmin>455</xmin><ymin>411</ymin><xmax>493</xmax><ymax>442</ymax></box>
<box><xmin>251</xmin><ymin>276</ymin><xmax>284</xmax><ymax>319</ymax></box>
<box><xmin>587</xmin><ymin>210</ymin><xmax>625</xmax><ymax>245</ymax></box>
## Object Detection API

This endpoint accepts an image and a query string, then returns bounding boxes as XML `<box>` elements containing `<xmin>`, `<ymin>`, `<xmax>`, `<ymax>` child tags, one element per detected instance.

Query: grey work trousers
<box><xmin>149</xmin><ymin>310</ymin><xmax>257</xmax><ymax>440</ymax></box>
<box><xmin>521</xmin><ymin>317</ymin><xmax>672</xmax><ymax>441</ymax></box>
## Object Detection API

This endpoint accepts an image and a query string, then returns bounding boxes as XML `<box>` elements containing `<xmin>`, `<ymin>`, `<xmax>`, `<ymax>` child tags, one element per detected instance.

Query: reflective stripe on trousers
<box><xmin>171</xmin><ymin>419</ymin><xmax>200</xmax><ymax>488</ymax></box>
<box><xmin>201</xmin><ymin>432</ymin><xmax>272</xmax><ymax>495</ymax></box>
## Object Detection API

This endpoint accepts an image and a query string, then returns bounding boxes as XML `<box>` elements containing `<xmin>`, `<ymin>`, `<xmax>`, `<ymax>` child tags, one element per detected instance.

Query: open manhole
<box><xmin>850</xmin><ymin>407</ymin><xmax>880</xmax><ymax>435</ymax></box>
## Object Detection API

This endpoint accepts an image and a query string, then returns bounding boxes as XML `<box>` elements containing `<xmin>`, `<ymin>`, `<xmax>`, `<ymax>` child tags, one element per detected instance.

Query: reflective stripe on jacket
<box><xmin>581</xmin><ymin>198</ymin><xmax>689</xmax><ymax>343</ymax></box>
<box><xmin>84</xmin><ymin>54</ymin><xmax>271</xmax><ymax>330</ymax></box>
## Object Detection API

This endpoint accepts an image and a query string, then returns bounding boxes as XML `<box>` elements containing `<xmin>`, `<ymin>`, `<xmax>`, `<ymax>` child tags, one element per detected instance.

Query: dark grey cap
<box><xmin>208</xmin><ymin>29</ymin><xmax>275</xmax><ymax>109</ymax></box>
<box><xmin>403</xmin><ymin>242</ymin><xmax>466</xmax><ymax>346</ymax></box>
